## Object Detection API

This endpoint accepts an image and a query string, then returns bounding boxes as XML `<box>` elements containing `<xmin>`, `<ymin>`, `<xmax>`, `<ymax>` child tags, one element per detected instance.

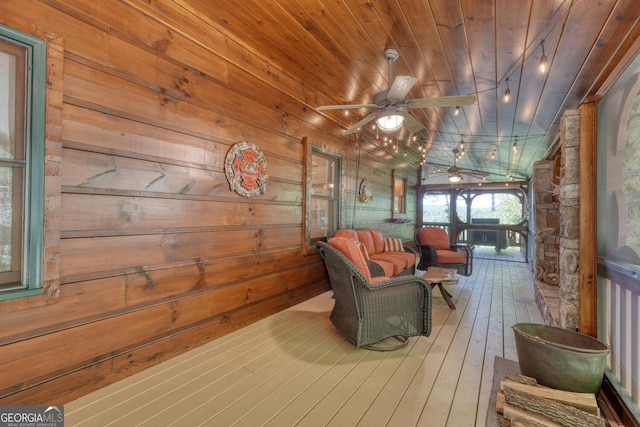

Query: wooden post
<box><xmin>578</xmin><ymin>100</ymin><xmax>598</xmax><ymax>336</ymax></box>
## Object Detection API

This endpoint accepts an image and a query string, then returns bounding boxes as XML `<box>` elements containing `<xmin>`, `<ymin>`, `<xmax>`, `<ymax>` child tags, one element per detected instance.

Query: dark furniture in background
<box><xmin>471</xmin><ymin>218</ymin><xmax>507</xmax><ymax>251</ymax></box>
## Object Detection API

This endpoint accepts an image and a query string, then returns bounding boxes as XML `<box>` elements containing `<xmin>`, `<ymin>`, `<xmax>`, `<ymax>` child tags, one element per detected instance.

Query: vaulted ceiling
<box><xmin>187</xmin><ymin>0</ymin><xmax>640</xmax><ymax>184</ymax></box>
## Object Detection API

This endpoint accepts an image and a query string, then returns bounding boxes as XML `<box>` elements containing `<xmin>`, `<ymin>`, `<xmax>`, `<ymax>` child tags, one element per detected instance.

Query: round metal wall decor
<box><xmin>359</xmin><ymin>178</ymin><xmax>373</xmax><ymax>203</ymax></box>
<box><xmin>224</xmin><ymin>141</ymin><xmax>268</xmax><ymax>197</ymax></box>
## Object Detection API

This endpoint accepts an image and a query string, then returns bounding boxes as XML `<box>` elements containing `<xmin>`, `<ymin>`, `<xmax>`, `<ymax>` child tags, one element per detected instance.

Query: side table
<box><xmin>421</xmin><ymin>267</ymin><xmax>458</xmax><ymax>309</ymax></box>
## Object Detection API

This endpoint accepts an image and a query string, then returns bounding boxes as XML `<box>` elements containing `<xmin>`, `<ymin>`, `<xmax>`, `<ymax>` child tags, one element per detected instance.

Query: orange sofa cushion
<box><xmin>367</xmin><ymin>228</ymin><xmax>386</xmax><ymax>254</ymax></box>
<box><xmin>328</xmin><ymin>237</ymin><xmax>371</xmax><ymax>281</ymax></box>
<box><xmin>370</xmin><ymin>253</ymin><xmax>409</xmax><ymax>276</ymax></box>
<box><xmin>373</xmin><ymin>259</ymin><xmax>394</xmax><ymax>277</ymax></box>
<box><xmin>335</xmin><ymin>229</ymin><xmax>358</xmax><ymax>241</ymax></box>
<box><xmin>436</xmin><ymin>249</ymin><xmax>466</xmax><ymax>264</ymax></box>
<box><xmin>417</xmin><ymin>227</ymin><xmax>451</xmax><ymax>250</ymax></box>
<box><xmin>356</xmin><ymin>229</ymin><xmax>376</xmax><ymax>256</ymax></box>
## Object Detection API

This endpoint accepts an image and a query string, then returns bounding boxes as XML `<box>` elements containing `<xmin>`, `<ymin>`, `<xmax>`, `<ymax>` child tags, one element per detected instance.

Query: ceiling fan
<box><xmin>429</xmin><ymin>148</ymin><xmax>488</xmax><ymax>183</ymax></box>
<box><xmin>316</xmin><ymin>48</ymin><xmax>477</xmax><ymax>135</ymax></box>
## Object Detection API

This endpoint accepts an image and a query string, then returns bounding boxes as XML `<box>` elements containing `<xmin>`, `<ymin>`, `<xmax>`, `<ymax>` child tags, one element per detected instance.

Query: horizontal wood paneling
<box><xmin>59</xmin><ymin>227</ymin><xmax>303</xmax><ymax>279</ymax></box>
<box><xmin>61</xmin><ymin>149</ymin><xmax>302</xmax><ymax>202</ymax></box>
<box><xmin>60</xmin><ymin>194</ymin><xmax>301</xmax><ymax>232</ymax></box>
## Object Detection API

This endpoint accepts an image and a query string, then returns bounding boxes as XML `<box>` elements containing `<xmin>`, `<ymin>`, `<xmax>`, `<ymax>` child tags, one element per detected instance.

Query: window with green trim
<box><xmin>0</xmin><ymin>25</ymin><xmax>45</xmax><ymax>300</ymax></box>
<box><xmin>308</xmin><ymin>147</ymin><xmax>341</xmax><ymax>245</ymax></box>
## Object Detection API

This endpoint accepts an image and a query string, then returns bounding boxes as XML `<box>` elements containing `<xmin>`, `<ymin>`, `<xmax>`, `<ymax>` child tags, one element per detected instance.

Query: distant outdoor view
<box><xmin>424</xmin><ymin>192</ymin><xmax>524</xmax><ymax>225</ymax></box>
<box><xmin>423</xmin><ymin>191</ymin><xmax>525</xmax><ymax>249</ymax></box>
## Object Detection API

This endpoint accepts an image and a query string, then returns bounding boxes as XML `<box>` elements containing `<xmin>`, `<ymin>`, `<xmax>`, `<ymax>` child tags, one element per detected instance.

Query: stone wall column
<box><xmin>532</xmin><ymin>160</ymin><xmax>560</xmax><ymax>286</ymax></box>
<box><xmin>559</xmin><ymin>110</ymin><xmax>580</xmax><ymax>329</ymax></box>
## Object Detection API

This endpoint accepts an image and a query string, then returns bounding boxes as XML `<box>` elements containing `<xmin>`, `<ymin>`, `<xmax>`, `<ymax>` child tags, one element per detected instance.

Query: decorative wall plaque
<box><xmin>359</xmin><ymin>178</ymin><xmax>373</xmax><ymax>203</ymax></box>
<box><xmin>224</xmin><ymin>141</ymin><xmax>268</xmax><ymax>197</ymax></box>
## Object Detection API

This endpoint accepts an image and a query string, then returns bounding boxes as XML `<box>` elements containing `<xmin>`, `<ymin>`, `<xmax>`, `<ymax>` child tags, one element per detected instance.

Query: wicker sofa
<box><xmin>334</xmin><ymin>228</ymin><xmax>416</xmax><ymax>277</ymax></box>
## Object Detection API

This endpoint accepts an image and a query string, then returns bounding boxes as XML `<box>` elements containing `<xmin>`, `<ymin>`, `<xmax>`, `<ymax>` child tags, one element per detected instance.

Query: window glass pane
<box><xmin>423</xmin><ymin>193</ymin><xmax>450</xmax><ymax>223</ymax></box>
<box><xmin>0</xmin><ymin>43</ymin><xmax>24</xmax><ymax>161</ymax></box>
<box><xmin>0</xmin><ymin>38</ymin><xmax>25</xmax><ymax>287</ymax></box>
<box><xmin>470</xmin><ymin>193</ymin><xmax>523</xmax><ymax>225</ymax></box>
<box><xmin>310</xmin><ymin>198</ymin><xmax>335</xmax><ymax>242</ymax></box>
<box><xmin>0</xmin><ymin>166</ymin><xmax>15</xmax><ymax>272</ymax></box>
<box><xmin>308</xmin><ymin>148</ymin><xmax>340</xmax><ymax>245</ymax></box>
<box><xmin>311</xmin><ymin>155</ymin><xmax>335</xmax><ymax>197</ymax></box>
<box><xmin>393</xmin><ymin>177</ymin><xmax>406</xmax><ymax>213</ymax></box>
<box><xmin>456</xmin><ymin>195</ymin><xmax>468</xmax><ymax>222</ymax></box>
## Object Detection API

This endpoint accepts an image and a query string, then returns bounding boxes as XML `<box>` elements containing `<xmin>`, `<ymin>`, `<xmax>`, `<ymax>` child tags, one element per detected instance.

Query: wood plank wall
<box><xmin>0</xmin><ymin>0</ymin><xmax>418</xmax><ymax>404</ymax></box>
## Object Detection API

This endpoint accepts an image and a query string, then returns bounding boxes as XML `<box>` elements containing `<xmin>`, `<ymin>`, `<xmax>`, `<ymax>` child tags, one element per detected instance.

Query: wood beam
<box><xmin>578</xmin><ymin>101</ymin><xmax>598</xmax><ymax>336</ymax></box>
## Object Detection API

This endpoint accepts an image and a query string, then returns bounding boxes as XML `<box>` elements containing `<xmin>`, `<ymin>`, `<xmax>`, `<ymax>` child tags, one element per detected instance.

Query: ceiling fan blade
<box><xmin>387</xmin><ymin>75</ymin><xmax>418</xmax><ymax>101</ymax></box>
<box><xmin>407</xmin><ymin>94</ymin><xmax>477</xmax><ymax>108</ymax></box>
<box><xmin>400</xmin><ymin>111</ymin><xmax>425</xmax><ymax>133</ymax></box>
<box><xmin>461</xmin><ymin>170</ymin><xmax>489</xmax><ymax>178</ymax></box>
<box><xmin>316</xmin><ymin>103</ymin><xmax>377</xmax><ymax>111</ymax></box>
<box><xmin>343</xmin><ymin>112</ymin><xmax>378</xmax><ymax>135</ymax></box>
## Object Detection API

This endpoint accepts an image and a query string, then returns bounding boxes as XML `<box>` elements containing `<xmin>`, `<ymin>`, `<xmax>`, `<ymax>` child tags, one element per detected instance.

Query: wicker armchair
<box><xmin>317</xmin><ymin>240</ymin><xmax>432</xmax><ymax>351</ymax></box>
<box><xmin>415</xmin><ymin>227</ymin><xmax>473</xmax><ymax>276</ymax></box>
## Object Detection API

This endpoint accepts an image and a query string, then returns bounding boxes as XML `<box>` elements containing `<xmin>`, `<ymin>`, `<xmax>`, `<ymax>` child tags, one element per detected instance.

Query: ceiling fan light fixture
<box><xmin>376</xmin><ymin>113</ymin><xmax>404</xmax><ymax>131</ymax></box>
<box><xmin>448</xmin><ymin>173</ymin><xmax>463</xmax><ymax>183</ymax></box>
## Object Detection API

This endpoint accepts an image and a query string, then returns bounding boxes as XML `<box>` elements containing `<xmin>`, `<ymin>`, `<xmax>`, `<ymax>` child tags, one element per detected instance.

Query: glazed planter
<box><xmin>512</xmin><ymin>323</ymin><xmax>611</xmax><ymax>394</ymax></box>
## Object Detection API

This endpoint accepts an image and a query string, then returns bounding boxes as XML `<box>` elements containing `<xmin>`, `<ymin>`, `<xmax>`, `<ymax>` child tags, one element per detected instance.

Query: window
<box><xmin>0</xmin><ymin>26</ymin><xmax>46</xmax><ymax>300</ymax></box>
<box><xmin>307</xmin><ymin>145</ymin><xmax>340</xmax><ymax>246</ymax></box>
<box><xmin>393</xmin><ymin>173</ymin><xmax>406</xmax><ymax>214</ymax></box>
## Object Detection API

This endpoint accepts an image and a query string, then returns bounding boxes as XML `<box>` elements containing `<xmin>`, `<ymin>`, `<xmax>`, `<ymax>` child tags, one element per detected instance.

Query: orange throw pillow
<box><xmin>383</xmin><ymin>237</ymin><xmax>404</xmax><ymax>252</ymax></box>
<box><xmin>328</xmin><ymin>237</ymin><xmax>372</xmax><ymax>281</ymax></box>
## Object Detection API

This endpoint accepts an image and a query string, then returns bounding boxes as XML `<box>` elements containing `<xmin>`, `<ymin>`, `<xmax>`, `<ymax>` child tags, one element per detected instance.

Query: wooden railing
<box><xmin>598</xmin><ymin>258</ymin><xmax>640</xmax><ymax>417</ymax></box>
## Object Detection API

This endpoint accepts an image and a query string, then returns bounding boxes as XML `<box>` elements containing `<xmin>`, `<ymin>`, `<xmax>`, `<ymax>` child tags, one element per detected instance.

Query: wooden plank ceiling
<box><xmin>185</xmin><ymin>0</ymin><xmax>640</xmax><ymax>183</ymax></box>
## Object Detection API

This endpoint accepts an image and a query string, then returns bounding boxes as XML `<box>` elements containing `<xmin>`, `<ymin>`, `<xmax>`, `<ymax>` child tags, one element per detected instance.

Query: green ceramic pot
<box><xmin>512</xmin><ymin>323</ymin><xmax>611</xmax><ymax>393</ymax></box>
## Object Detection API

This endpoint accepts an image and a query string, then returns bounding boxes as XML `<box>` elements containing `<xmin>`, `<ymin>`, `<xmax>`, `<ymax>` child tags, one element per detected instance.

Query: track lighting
<box><xmin>538</xmin><ymin>40</ymin><xmax>548</xmax><ymax>75</ymax></box>
<box><xmin>503</xmin><ymin>78</ymin><xmax>511</xmax><ymax>103</ymax></box>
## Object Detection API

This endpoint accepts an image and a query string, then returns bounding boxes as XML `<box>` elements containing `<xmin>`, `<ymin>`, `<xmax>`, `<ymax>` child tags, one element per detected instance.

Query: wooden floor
<box><xmin>65</xmin><ymin>249</ymin><xmax>542</xmax><ymax>426</ymax></box>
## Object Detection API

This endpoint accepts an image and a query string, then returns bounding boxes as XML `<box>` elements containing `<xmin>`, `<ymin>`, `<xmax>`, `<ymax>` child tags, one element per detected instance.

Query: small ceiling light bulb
<box><xmin>454</xmin><ymin>106</ymin><xmax>460</xmax><ymax>116</ymax></box>
<box><xmin>503</xmin><ymin>77</ymin><xmax>512</xmax><ymax>103</ymax></box>
<box><xmin>538</xmin><ymin>40</ymin><xmax>548</xmax><ymax>75</ymax></box>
